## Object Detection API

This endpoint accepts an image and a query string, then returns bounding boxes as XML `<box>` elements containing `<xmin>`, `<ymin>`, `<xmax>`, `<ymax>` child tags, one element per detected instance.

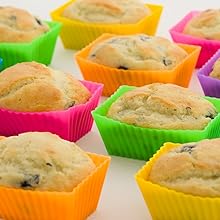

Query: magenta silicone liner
<box><xmin>0</xmin><ymin>80</ymin><xmax>103</xmax><ymax>142</ymax></box>
<box><xmin>169</xmin><ymin>11</ymin><xmax>220</xmax><ymax>68</ymax></box>
<box><xmin>197</xmin><ymin>49</ymin><xmax>220</xmax><ymax>98</ymax></box>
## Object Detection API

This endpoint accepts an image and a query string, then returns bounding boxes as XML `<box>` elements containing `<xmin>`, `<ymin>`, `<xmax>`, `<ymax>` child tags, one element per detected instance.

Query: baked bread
<box><xmin>88</xmin><ymin>34</ymin><xmax>188</xmax><ymax>70</ymax></box>
<box><xmin>0</xmin><ymin>6</ymin><xmax>49</xmax><ymax>43</ymax></box>
<box><xmin>0</xmin><ymin>62</ymin><xmax>91</xmax><ymax>112</ymax></box>
<box><xmin>210</xmin><ymin>59</ymin><xmax>220</xmax><ymax>79</ymax></box>
<box><xmin>107</xmin><ymin>83</ymin><xmax>217</xmax><ymax>130</ymax></box>
<box><xmin>0</xmin><ymin>132</ymin><xmax>95</xmax><ymax>192</ymax></box>
<box><xmin>62</xmin><ymin>0</ymin><xmax>151</xmax><ymax>24</ymax></box>
<box><xmin>149</xmin><ymin>138</ymin><xmax>220</xmax><ymax>197</ymax></box>
<box><xmin>183</xmin><ymin>9</ymin><xmax>220</xmax><ymax>40</ymax></box>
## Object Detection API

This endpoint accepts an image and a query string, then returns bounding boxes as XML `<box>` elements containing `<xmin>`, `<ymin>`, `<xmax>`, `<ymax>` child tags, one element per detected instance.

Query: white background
<box><xmin>1</xmin><ymin>1</ymin><xmax>220</xmax><ymax>219</ymax></box>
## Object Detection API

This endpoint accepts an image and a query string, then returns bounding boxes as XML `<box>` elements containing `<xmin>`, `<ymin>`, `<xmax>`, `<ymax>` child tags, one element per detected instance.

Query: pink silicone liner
<box><xmin>169</xmin><ymin>11</ymin><xmax>220</xmax><ymax>68</ymax></box>
<box><xmin>0</xmin><ymin>80</ymin><xmax>103</xmax><ymax>142</ymax></box>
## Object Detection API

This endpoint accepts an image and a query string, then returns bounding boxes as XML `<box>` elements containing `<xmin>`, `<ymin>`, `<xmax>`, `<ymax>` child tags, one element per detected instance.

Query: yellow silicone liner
<box><xmin>50</xmin><ymin>0</ymin><xmax>163</xmax><ymax>50</ymax></box>
<box><xmin>0</xmin><ymin>153</ymin><xmax>110</xmax><ymax>220</ymax></box>
<box><xmin>135</xmin><ymin>142</ymin><xmax>220</xmax><ymax>220</ymax></box>
<box><xmin>76</xmin><ymin>33</ymin><xmax>201</xmax><ymax>96</ymax></box>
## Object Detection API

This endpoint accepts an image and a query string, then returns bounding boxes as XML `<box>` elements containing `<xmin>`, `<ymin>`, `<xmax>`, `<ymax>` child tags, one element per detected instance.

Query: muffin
<box><xmin>0</xmin><ymin>61</ymin><xmax>91</xmax><ymax>112</ymax></box>
<box><xmin>107</xmin><ymin>83</ymin><xmax>217</xmax><ymax>130</ymax></box>
<box><xmin>87</xmin><ymin>34</ymin><xmax>188</xmax><ymax>70</ymax></box>
<box><xmin>149</xmin><ymin>138</ymin><xmax>220</xmax><ymax>197</ymax></box>
<box><xmin>0</xmin><ymin>6</ymin><xmax>49</xmax><ymax>43</ymax></box>
<box><xmin>62</xmin><ymin>0</ymin><xmax>151</xmax><ymax>24</ymax></box>
<box><xmin>210</xmin><ymin>59</ymin><xmax>220</xmax><ymax>79</ymax></box>
<box><xmin>0</xmin><ymin>132</ymin><xmax>95</xmax><ymax>192</ymax></box>
<box><xmin>183</xmin><ymin>9</ymin><xmax>220</xmax><ymax>41</ymax></box>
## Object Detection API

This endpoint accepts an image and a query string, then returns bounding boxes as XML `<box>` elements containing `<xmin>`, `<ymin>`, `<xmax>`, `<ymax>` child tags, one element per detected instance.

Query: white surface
<box><xmin>1</xmin><ymin>1</ymin><xmax>220</xmax><ymax>219</ymax></box>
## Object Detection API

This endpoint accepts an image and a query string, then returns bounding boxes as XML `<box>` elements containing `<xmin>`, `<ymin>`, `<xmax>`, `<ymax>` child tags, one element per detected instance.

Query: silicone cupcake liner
<box><xmin>197</xmin><ymin>49</ymin><xmax>220</xmax><ymax>98</ymax></box>
<box><xmin>76</xmin><ymin>33</ymin><xmax>200</xmax><ymax>96</ymax></box>
<box><xmin>169</xmin><ymin>11</ymin><xmax>220</xmax><ymax>68</ymax></box>
<box><xmin>0</xmin><ymin>58</ymin><xmax>3</xmax><ymax>71</ymax></box>
<box><xmin>135</xmin><ymin>142</ymin><xmax>220</xmax><ymax>220</ymax></box>
<box><xmin>0</xmin><ymin>21</ymin><xmax>61</xmax><ymax>70</ymax></box>
<box><xmin>0</xmin><ymin>153</ymin><xmax>110</xmax><ymax>220</ymax></box>
<box><xmin>92</xmin><ymin>85</ymin><xmax>220</xmax><ymax>160</ymax></box>
<box><xmin>50</xmin><ymin>1</ymin><xmax>163</xmax><ymax>50</ymax></box>
<box><xmin>0</xmin><ymin>80</ymin><xmax>103</xmax><ymax>142</ymax></box>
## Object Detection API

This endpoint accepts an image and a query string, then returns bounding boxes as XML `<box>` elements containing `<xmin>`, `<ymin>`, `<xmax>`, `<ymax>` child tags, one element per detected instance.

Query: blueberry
<box><xmin>139</xmin><ymin>35</ymin><xmax>151</xmax><ymax>41</ymax></box>
<box><xmin>186</xmin><ymin>106</ymin><xmax>192</xmax><ymax>114</ymax></box>
<box><xmin>9</xmin><ymin>15</ymin><xmax>16</xmax><ymax>21</ymax></box>
<box><xmin>163</xmin><ymin>58</ymin><xmax>172</xmax><ymax>66</ymax></box>
<box><xmin>46</xmin><ymin>163</ymin><xmax>52</xmax><ymax>167</ymax></box>
<box><xmin>179</xmin><ymin>144</ymin><xmax>196</xmax><ymax>154</ymax></box>
<box><xmin>118</xmin><ymin>66</ymin><xmax>128</xmax><ymax>70</ymax></box>
<box><xmin>205</xmin><ymin>111</ymin><xmax>215</xmax><ymax>119</ymax></box>
<box><xmin>35</xmin><ymin>17</ymin><xmax>42</xmax><ymax>25</ymax></box>
<box><xmin>68</xmin><ymin>101</ymin><xmax>75</xmax><ymax>108</ymax></box>
<box><xmin>20</xmin><ymin>174</ymin><xmax>40</xmax><ymax>188</ymax></box>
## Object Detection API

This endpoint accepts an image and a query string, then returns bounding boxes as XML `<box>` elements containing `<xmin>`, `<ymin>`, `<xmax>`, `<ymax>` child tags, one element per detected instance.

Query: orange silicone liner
<box><xmin>135</xmin><ymin>142</ymin><xmax>220</xmax><ymax>220</ymax></box>
<box><xmin>0</xmin><ymin>153</ymin><xmax>110</xmax><ymax>220</ymax></box>
<box><xmin>50</xmin><ymin>0</ymin><xmax>163</xmax><ymax>50</ymax></box>
<box><xmin>76</xmin><ymin>33</ymin><xmax>201</xmax><ymax>96</ymax></box>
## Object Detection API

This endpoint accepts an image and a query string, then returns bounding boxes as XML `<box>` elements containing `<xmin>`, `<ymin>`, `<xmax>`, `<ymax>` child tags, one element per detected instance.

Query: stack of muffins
<box><xmin>1</xmin><ymin>0</ymin><xmax>220</xmax><ymax>219</ymax></box>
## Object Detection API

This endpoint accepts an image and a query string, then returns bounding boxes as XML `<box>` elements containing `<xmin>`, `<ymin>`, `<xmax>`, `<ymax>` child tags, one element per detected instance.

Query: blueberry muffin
<box><xmin>87</xmin><ymin>34</ymin><xmax>188</xmax><ymax>70</ymax></box>
<box><xmin>0</xmin><ymin>62</ymin><xmax>91</xmax><ymax>112</ymax></box>
<box><xmin>107</xmin><ymin>83</ymin><xmax>217</xmax><ymax>130</ymax></box>
<box><xmin>0</xmin><ymin>132</ymin><xmax>95</xmax><ymax>192</ymax></box>
<box><xmin>183</xmin><ymin>9</ymin><xmax>220</xmax><ymax>40</ymax></box>
<box><xmin>62</xmin><ymin>0</ymin><xmax>151</xmax><ymax>24</ymax></box>
<box><xmin>210</xmin><ymin>59</ymin><xmax>220</xmax><ymax>79</ymax></box>
<box><xmin>149</xmin><ymin>138</ymin><xmax>220</xmax><ymax>197</ymax></box>
<box><xmin>0</xmin><ymin>6</ymin><xmax>49</xmax><ymax>43</ymax></box>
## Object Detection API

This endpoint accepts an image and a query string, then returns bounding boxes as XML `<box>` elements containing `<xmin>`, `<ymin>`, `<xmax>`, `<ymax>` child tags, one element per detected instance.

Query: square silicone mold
<box><xmin>135</xmin><ymin>142</ymin><xmax>220</xmax><ymax>220</ymax></box>
<box><xmin>0</xmin><ymin>80</ymin><xmax>103</xmax><ymax>142</ymax></box>
<box><xmin>169</xmin><ymin>11</ymin><xmax>220</xmax><ymax>68</ymax></box>
<box><xmin>0</xmin><ymin>153</ymin><xmax>110</xmax><ymax>220</ymax></box>
<box><xmin>0</xmin><ymin>21</ymin><xmax>61</xmax><ymax>70</ymax></box>
<box><xmin>197</xmin><ymin>49</ymin><xmax>220</xmax><ymax>98</ymax></box>
<box><xmin>76</xmin><ymin>33</ymin><xmax>200</xmax><ymax>96</ymax></box>
<box><xmin>92</xmin><ymin>85</ymin><xmax>220</xmax><ymax>160</ymax></box>
<box><xmin>50</xmin><ymin>0</ymin><xmax>163</xmax><ymax>50</ymax></box>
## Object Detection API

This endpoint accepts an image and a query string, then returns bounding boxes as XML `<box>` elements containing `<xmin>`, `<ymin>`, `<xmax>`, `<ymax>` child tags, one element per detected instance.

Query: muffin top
<box><xmin>0</xmin><ymin>132</ymin><xmax>95</xmax><ymax>192</ymax></box>
<box><xmin>107</xmin><ymin>83</ymin><xmax>217</xmax><ymax>130</ymax></box>
<box><xmin>62</xmin><ymin>0</ymin><xmax>151</xmax><ymax>24</ymax></box>
<box><xmin>0</xmin><ymin>6</ymin><xmax>49</xmax><ymax>43</ymax></box>
<box><xmin>149</xmin><ymin>138</ymin><xmax>220</xmax><ymax>197</ymax></box>
<box><xmin>183</xmin><ymin>9</ymin><xmax>220</xmax><ymax>40</ymax></box>
<box><xmin>0</xmin><ymin>62</ymin><xmax>91</xmax><ymax>112</ymax></box>
<box><xmin>87</xmin><ymin>34</ymin><xmax>188</xmax><ymax>70</ymax></box>
<box><xmin>210</xmin><ymin>59</ymin><xmax>220</xmax><ymax>79</ymax></box>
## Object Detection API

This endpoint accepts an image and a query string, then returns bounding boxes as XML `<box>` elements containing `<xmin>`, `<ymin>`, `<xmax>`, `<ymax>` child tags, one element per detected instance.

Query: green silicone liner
<box><xmin>0</xmin><ymin>21</ymin><xmax>61</xmax><ymax>70</ymax></box>
<box><xmin>92</xmin><ymin>86</ymin><xmax>220</xmax><ymax>160</ymax></box>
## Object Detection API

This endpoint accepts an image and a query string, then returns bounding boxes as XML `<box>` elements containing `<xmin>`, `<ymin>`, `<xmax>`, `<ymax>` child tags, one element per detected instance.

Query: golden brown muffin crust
<box><xmin>88</xmin><ymin>34</ymin><xmax>188</xmax><ymax>70</ymax></box>
<box><xmin>210</xmin><ymin>59</ymin><xmax>220</xmax><ymax>79</ymax></box>
<box><xmin>0</xmin><ymin>132</ymin><xmax>95</xmax><ymax>192</ymax></box>
<box><xmin>107</xmin><ymin>83</ymin><xmax>217</xmax><ymax>130</ymax></box>
<box><xmin>183</xmin><ymin>9</ymin><xmax>220</xmax><ymax>40</ymax></box>
<box><xmin>0</xmin><ymin>6</ymin><xmax>49</xmax><ymax>43</ymax></box>
<box><xmin>149</xmin><ymin>139</ymin><xmax>220</xmax><ymax>197</ymax></box>
<box><xmin>0</xmin><ymin>62</ymin><xmax>91</xmax><ymax>112</ymax></box>
<box><xmin>62</xmin><ymin>0</ymin><xmax>151</xmax><ymax>24</ymax></box>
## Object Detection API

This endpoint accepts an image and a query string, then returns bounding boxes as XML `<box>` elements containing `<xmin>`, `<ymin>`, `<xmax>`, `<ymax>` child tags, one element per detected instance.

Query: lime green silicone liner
<box><xmin>92</xmin><ymin>85</ymin><xmax>220</xmax><ymax>160</ymax></box>
<box><xmin>0</xmin><ymin>21</ymin><xmax>61</xmax><ymax>70</ymax></box>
